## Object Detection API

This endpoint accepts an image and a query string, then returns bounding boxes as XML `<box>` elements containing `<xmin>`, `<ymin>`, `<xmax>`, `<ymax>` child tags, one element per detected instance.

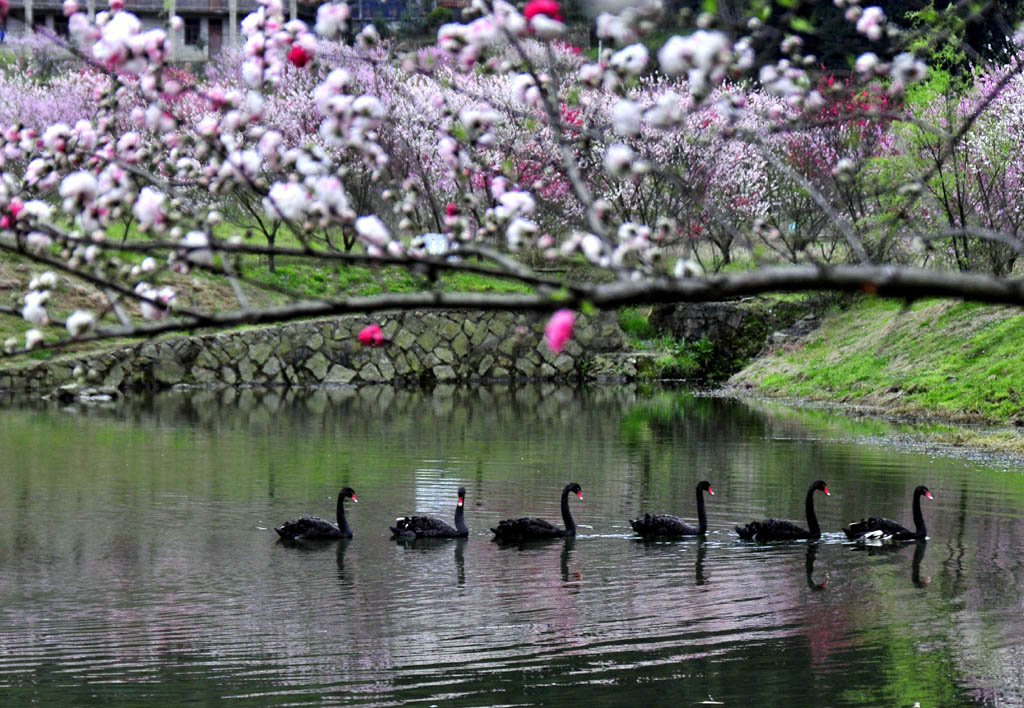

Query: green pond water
<box><xmin>1</xmin><ymin>385</ymin><xmax>1022</xmax><ymax>707</ymax></box>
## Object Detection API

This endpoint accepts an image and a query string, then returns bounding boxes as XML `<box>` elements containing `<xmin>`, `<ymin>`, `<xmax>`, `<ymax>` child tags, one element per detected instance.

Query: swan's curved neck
<box><xmin>805</xmin><ymin>487</ymin><xmax>821</xmax><ymax>538</ymax></box>
<box><xmin>336</xmin><ymin>494</ymin><xmax>351</xmax><ymax>535</ymax></box>
<box><xmin>695</xmin><ymin>487</ymin><xmax>708</xmax><ymax>534</ymax></box>
<box><xmin>454</xmin><ymin>500</ymin><xmax>468</xmax><ymax>534</ymax></box>
<box><xmin>561</xmin><ymin>487</ymin><xmax>577</xmax><ymax>535</ymax></box>
<box><xmin>912</xmin><ymin>490</ymin><xmax>927</xmax><ymax>536</ymax></box>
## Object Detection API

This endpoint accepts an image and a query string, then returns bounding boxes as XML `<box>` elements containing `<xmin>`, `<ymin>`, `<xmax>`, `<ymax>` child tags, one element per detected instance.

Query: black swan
<box><xmin>491</xmin><ymin>482</ymin><xmax>583</xmax><ymax>542</ymax></box>
<box><xmin>843</xmin><ymin>485</ymin><xmax>933</xmax><ymax>541</ymax></box>
<box><xmin>276</xmin><ymin>486</ymin><xmax>357</xmax><ymax>541</ymax></box>
<box><xmin>391</xmin><ymin>487</ymin><xmax>469</xmax><ymax>538</ymax></box>
<box><xmin>735</xmin><ymin>480</ymin><xmax>830</xmax><ymax>542</ymax></box>
<box><xmin>630</xmin><ymin>480</ymin><xmax>714</xmax><ymax>537</ymax></box>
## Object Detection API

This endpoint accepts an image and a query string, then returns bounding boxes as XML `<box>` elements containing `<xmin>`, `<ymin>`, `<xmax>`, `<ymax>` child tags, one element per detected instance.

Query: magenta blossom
<box><xmin>358</xmin><ymin>323</ymin><xmax>385</xmax><ymax>346</ymax></box>
<box><xmin>544</xmin><ymin>309</ymin><xmax>575</xmax><ymax>353</ymax></box>
<box><xmin>288</xmin><ymin>44</ymin><xmax>311</xmax><ymax>67</ymax></box>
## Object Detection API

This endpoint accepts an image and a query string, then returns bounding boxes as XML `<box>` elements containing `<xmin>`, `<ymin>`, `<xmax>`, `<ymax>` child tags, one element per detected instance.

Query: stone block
<box><xmin>554</xmin><ymin>353</ymin><xmax>575</xmax><ymax>373</ymax></box>
<box><xmin>477</xmin><ymin>354</ymin><xmax>495</xmax><ymax>376</ymax></box>
<box><xmin>393</xmin><ymin>353</ymin><xmax>410</xmax><ymax>375</ymax></box>
<box><xmin>305</xmin><ymin>352</ymin><xmax>330</xmax><ymax>379</ymax></box>
<box><xmin>378</xmin><ymin>358</ymin><xmax>396</xmax><ymax>380</ymax></box>
<box><xmin>238</xmin><ymin>358</ymin><xmax>254</xmax><ymax>383</ymax></box>
<box><xmin>402</xmin><ymin>315</ymin><xmax>425</xmax><ymax>335</ymax></box>
<box><xmin>394</xmin><ymin>329</ymin><xmax>416</xmax><ymax>350</ymax></box>
<box><xmin>471</xmin><ymin>324</ymin><xmax>491</xmax><ymax>347</ymax></box>
<box><xmin>193</xmin><ymin>367</ymin><xmax>217</xmax><ymax>383</ymax></box>
<box><xmin>439</xmin><ymin>318</ymin><xmax>462</xmax><ymax>341</ymax></box>
<box><xmin>196</xmin><ymin>348</ymin><xmax>221</xmax><ymax>370</ymax></box>
<box><xmin>154</xmin><ymin>357</ymin><xmax>185</xmax><ymax>385</ymax></box>
<box><xmin>250</xmin><ymin>342</ymin><xmax>272</xmax><ymax>366</ymax></box>
<box><xmin>516</xmin><ymin>358</ymin><xmax>536</xmax><ymax>376</ymax></box>
<box><xmin>221</xmin><ymin>366</ymin><xmax>238</xmax><ymax>385</ymax></box>
<box><xmin>381</xmin><ymin>319</ymin><xmax>400</xmax><ymax>339</ymax></box>
<box><xmin>325</xmin><ymin>365</ymin><xmax>357</xmax><ymax>384</ymax></box>
<box><xmin>359</xmin><ymin>363</ymin><xmax>384</xmax><ymax>382</ymax></box>
<box><xmin>433</xmin><ymin>364</ymin><xmax>456</xmax><ymax>381</ymax></box>
<box><xmin>101</xmin><ymin>364</ymin><xmax>123</xmax><ymax>390</ymax></box>
<box><xmin>451</xmin><ymin>332</ymin><xmax>470</xmax><ymax>358</ymax></box>
<box><xmin>263</xmin><ymin>357</ymin><xmax>282</xmax><ymax>376</ymax></box>
<box><xmin>489</xmin><ymin>318</ymin><xmax>509</xmax><ymax>337</ymax></box>
<box><xmin>417</xmin><ymin>329</ymin><xmax>440</xmax><ymax>351</ymax></box>
<box><xmin>434</xmin><ymin>347</ymin><xmax>455</xmax><ymax>364</ymax></box>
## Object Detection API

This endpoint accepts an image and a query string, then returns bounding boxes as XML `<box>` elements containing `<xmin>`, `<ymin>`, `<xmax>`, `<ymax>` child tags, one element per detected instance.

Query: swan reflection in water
<box><xmin>393</xmin><ymin>535</ymin><xmax>468</xmax><ymax>586</ymax></box>
<box><xmin>696</xmin><ymin>542</ymin><xmax>708</xmax><ymax>586</ymax></box>
<box><xmin>336</xmin><ymin>537</ymin><xmax>352</xmax><ymax>584</ymax></box>
<box><xmin>848</xmin><ymin>537</ymin><xmax>930</xmax><ymax>587</ymax></box>
<box><xmin>561</xmin><ymin>537</ymin><xmax>581</xmax><ymax>586</ymax></box>
<box><xmin>912</xmin><ymin>540</ymin><xmax>929</xmax><ymax>588</ymax></box>
<box><xmin>805</xmin><ymin>543</ymin><xmax>828</xmax><ymax>590</ymax></box>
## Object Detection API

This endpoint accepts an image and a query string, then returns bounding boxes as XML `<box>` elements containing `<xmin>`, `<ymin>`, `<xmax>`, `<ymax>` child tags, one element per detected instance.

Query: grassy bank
<box><xmin>732</xmin><ymin>297</ymin><xmax>1024</xmax><ymax>424</ymax></box>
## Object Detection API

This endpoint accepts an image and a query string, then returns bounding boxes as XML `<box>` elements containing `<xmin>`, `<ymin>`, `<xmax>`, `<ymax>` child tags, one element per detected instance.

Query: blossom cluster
<box><xmin>0</xmin><ymin>0</ymin><xmax>1017</xmax><ymax>355</ymax></box>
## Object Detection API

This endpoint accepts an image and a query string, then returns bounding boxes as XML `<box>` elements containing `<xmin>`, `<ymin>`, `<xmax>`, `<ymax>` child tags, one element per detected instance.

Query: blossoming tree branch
<box><xmin>1</xmin><ymin>0</ymin><xmax>1024</xmax><ymax>356</ymax></box>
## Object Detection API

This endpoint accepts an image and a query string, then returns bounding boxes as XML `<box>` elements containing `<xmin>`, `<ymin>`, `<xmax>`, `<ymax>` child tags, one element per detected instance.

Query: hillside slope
<box><xmin>730</xmin><ymin>298</ymin><xmax>1024</xmax><ymax>424</ymax></box>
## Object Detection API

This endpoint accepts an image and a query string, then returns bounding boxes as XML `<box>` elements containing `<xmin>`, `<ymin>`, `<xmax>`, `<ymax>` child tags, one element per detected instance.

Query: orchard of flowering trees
<box><xmin>3</xmin><ymin>0</ymin><xmax>1024</xmax><ymax>356</ymax></box>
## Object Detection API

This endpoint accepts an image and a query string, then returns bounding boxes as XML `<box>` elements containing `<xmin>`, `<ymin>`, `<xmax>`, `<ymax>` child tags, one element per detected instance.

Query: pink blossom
<box><xmin>544</xmin><ymin>309</ymin><xmax>575</xmax><ymax>353</ymax></box>
<box><xmin>358</xmin><ymin>323</ymin><xmax>385</xmax><ymax>346</ymax></box>
<box><xmin>524</xmin><ymin>0</ymin><xmax>561</xmax><ymax>21</ymax></box>
<box><xmin>288</xmin><ymin>43</ymin><xmax>311</xmax><ymax>67</ymax></box>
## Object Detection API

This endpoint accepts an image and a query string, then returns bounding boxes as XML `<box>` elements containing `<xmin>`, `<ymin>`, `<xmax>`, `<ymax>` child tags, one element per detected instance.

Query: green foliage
<box><xmin>648</xmin><ymin>335</ymin><xmax>718</xmax><ymax>380</ymax></box>
<box><xmin>740</xmin><ymin>297</ymin><xmax>1024</xmax><ymax>422</ymax></box>
<box><xmin>425</xmin><ymin>6</ymin><xmax>453</xmax><ymax>30</ymax></box>
<box><xmin>618</xmin><ymin>306</ymin><xmax>657</xmax><ymax>342</ymax></box>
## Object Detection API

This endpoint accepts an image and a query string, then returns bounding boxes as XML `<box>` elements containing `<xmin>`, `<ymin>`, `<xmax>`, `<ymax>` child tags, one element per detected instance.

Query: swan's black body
<box><xmin>735</xmin><ymin>480</ymin><xmax>830</xmax><ymax>542</ymax></box>
<box><xmin>491</xmin><ymin>483</ymin><xmax>582</xmax><ymax>542</ymax></box>
<box><xmin>631</xmin><ymin>480</ymin><xmax>714</xmax><ymax>537</ymax></box>
<box><xmin>276</xmin><ymin>486</ymin><xmax>357</xmax><ymax>541</ymax></box>
<box><xmin>391</xmin><ymin>487</ymin><xmax>469</xmax><ymax>538</ymax></box>
<box><xmin>843</xmin><ymin>485</ymin><xmax>933</xmax><ymax>541</ymax></box>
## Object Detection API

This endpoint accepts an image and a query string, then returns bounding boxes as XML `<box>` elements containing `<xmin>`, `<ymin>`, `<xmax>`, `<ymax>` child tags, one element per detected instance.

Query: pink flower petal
<box><xmin>544</xmin><ymin>309</ymin><xmax>575</xmax><ymax>353</ymax></box>
<box><xmin>358</xmin><ymin>323</ymin><xmax>384</xmax><ymax>347</ymax></box>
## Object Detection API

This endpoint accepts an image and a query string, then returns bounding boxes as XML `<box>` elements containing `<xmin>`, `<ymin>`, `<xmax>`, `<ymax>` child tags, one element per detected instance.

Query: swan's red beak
<box><xmin>577</xmin><ymin>491</ymin><xmax>583</xmax><ymax>500</ymax></box>
<box><xmin>708</xmin><ymin>486</ymin><xmax>714</xmax><ymax>495</ymax></box>
<box><xmin>925</xmin><ymin>491</ymin><xmax>933</xmax><ymax>500</ymax></box>
<box><xmin>823</xmin><ymin>486</ymin><xmax>831</xmax><ymax>496</ymax></box>
<box><xmin>351</xmin><ymin>494</ymin><xmax>358</xmax><ymax>502</ymax></box>
<box><xmin>458</xmin><ymin>497</ymin><xmax>464</xmax><ymax>506</ymax></box>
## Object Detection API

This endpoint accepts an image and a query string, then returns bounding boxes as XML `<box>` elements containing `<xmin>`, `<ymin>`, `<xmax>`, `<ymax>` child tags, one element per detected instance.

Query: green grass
<box><xmin>736</xmin><ymin>297</ymin><xmax>1024</xmax><ymax>422</ymax></box>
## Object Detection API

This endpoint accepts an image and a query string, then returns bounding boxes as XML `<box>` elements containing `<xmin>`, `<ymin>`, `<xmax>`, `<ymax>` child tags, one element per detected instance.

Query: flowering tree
<box><xmin>2</xmin><ymin>0</ymin><xmax>1024</xmax><ymax>358</ymax></box>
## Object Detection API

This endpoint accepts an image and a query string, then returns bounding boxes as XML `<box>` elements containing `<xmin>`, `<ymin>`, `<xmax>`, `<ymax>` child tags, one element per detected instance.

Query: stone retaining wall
<box><xmin>649</xmin><ymin>298</ymin><xmax>825</xmax><ymax>378</ymax></box>
<box><xmin>0</xmin><ymin>310</ymin><xmax>627</xmax><ymax>395</ymax></box>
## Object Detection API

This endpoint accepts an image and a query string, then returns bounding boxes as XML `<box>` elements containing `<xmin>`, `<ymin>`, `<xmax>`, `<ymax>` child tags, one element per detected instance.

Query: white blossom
<box><xmin>612</xmin><ymin>99</ymin><xmax>643</xmax><ymax>137</ymax></box>
<box><xmin>133</xmin><ymin>187</ymin><xmax>166</xmax><ymax>230</ymax></box>
<box><xmin>265</xmin><ymin>182</ymin><xmax>310</xmax><ymax>221</ymax></box>
<box><xmin>604</xmin><ymin>143</ymin><xmax>635</xmax><ymax>177</ymax></box>
<box><xmin>66</xmin><ymin>310</ymin><xmax>96</xmax><ymax>337</ymax></box>
<box><xmin>25</xmin><ymin>329</ymin><xmax>44</xmax><ymax>350</ymax></box>
<box><xmin>22</xmin><ymin>290</ymin><xmax>49</xmax><ymax>325</ymax></box>
<box><xmin>856</xmin><ymin>6</ymin><xmax>885</xmax><ymax>41</ymax></box>
<box><xmin>610</xmin><ymin>44</ymin><xmax>649</xmax><ymax>76</ymax></box>
<box><xmin>355</xmin><ymin>215</ymin><xmax>390</xmax><ymax>248</ymax></box>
